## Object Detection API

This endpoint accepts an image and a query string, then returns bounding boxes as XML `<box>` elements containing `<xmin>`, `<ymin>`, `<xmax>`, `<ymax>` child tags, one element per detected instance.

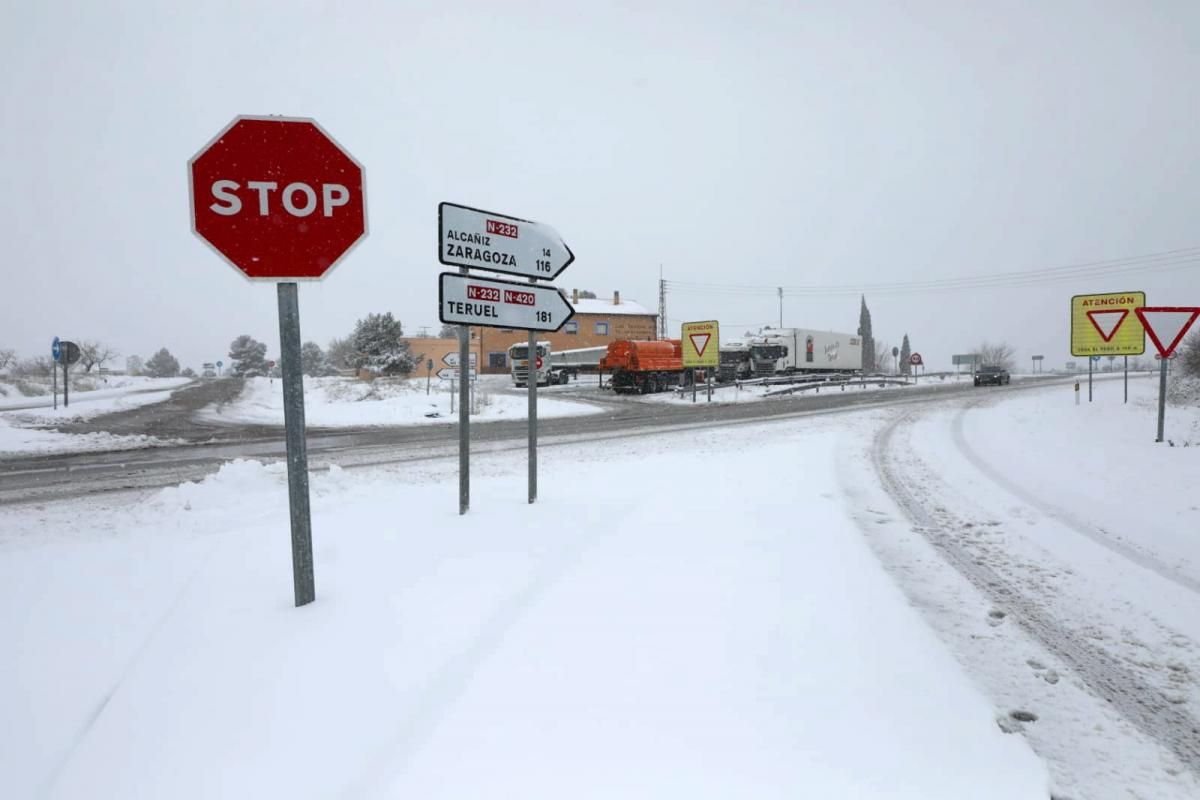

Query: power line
<box><xmin>664</xmin><ymin>245</ymin><xmax>1200</xmax><ymax>297</ymax></box>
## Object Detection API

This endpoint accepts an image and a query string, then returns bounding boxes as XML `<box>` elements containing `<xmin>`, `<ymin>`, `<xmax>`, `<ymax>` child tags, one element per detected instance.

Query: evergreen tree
<box><xmin>437</xmin><ymin>324</ymin><xmax>459</xmax><ymax>339</ymax></box>
<box><xmin>229</xmin><ymin>335</ymin><xmax>268</xmax><ymax>377</ymax></box>
<box><xmin>900</xmin><ymin>334</ymin><xmax>912</xmax><ymax>375</ymax></box>
<box><xmin>144</xmin><ymin>348</ymin><xmax>181</xmax><ymax>378</ymax></box>
<box><xmin>350</xmin><ymin>312</ymin><xmax>415</xmax><ymax>376</ymax></box>
<box><xmin>857</xmin><ymin>296</ymin><xmax>875</xmax><ymax>374</ymax></box>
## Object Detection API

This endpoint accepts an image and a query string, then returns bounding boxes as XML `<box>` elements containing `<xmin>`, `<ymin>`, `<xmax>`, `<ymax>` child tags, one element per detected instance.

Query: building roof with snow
<box><xmin>568</xmin><ymin>291</ymin><xmax>654</xmax><ymax>317</ymax></box>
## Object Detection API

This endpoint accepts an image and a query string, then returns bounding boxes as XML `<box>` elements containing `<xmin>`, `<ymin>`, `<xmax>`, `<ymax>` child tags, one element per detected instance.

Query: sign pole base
<box><xmin>1156</xmin><ymin>358</ymin><xmax>1167</xmax><ymax>442</ymax></box>
<box><xmin>277</xmin><ymin>282</ymin><xmax>315</xmax><ymax>607</ymax></box>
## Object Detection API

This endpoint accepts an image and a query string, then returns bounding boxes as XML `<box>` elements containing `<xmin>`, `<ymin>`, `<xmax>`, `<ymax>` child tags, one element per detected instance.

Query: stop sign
<box><xmin>189</xmin><ymin>115</ymin><xmax>367</xmax><ymax>280</ymax></box>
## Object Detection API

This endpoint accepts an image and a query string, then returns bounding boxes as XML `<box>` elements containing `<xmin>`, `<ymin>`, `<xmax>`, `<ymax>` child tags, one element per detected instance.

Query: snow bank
<box><xmin>0</xmin><ymin>415</ymin><xmax>176</xmax><ymax>457</ymax></box>
<box><xmin>204</xmin><ymin>375</ymin><xmax>602</xmax><ymax>427</ymax></box>
<box><xmin>0</xmin><ymin>417</ymin><xmax>1046</xmax><ymax>798</ymax></box>
<box><xmin>0</xmin><ymin>376</ymin><xmax>190</xmax><ymax>412</ymax></box>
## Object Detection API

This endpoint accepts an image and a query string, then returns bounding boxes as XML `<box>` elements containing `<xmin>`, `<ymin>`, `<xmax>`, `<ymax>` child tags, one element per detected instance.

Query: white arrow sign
<box><xmin>437</xmin><ymin>367</ymin><xmax>476</xmax><ymax>380</ymax></box>
<box><xmin>439</xmin><ymin>272</ymin><xmax>575</xmax><ymax>332</ymax></box>
<box><xmin>438</xmin><ymin>202</ymin><xmax>574</xmax><ymax>281</ymax></box>
<box><xmin>443</xmin><ymin>352</ymin><xmax>478</xmax><ymax>367</ymax></box>
<box><xmin>1135</xmin><ymin>306</ymin><xmax>1200</xmax><ymax>358</ymax></box>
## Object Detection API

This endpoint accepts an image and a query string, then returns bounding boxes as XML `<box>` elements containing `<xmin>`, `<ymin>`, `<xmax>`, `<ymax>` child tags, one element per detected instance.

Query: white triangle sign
<box><xmin>1136</xmin><ymin>307</ymin><xmax>1200</xmax><ymax>358</ymax></box>
<box><xmin>1086</xmin><ymin>309</ymin><xmax>1127</xmax><ymax>342</ymax></box>
<box><xmin>689</xmin><ymin>333</ymin><xmax>711</xmax><ymax>357</ymax></box>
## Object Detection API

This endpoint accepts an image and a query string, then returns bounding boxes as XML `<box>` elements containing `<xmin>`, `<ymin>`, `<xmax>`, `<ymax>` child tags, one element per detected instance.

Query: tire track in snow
<box><xmin>873</xmin><ymin>410</ymin><xmax>1200</xmax><ymax>778</ymax></box>
<box><xmin>951</xmin><ymin>401</ymin><xmax>1200</xmax><ymax>596</ymax></box>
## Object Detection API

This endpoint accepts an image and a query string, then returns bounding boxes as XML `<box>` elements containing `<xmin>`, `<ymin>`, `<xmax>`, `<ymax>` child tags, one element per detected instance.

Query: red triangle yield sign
<box><xmin>688</xmin><ymin>333</ymin><xmax>711</xmax><ymax>357</ymax></box>
<box><xmin>1086</xmin><ymin>309</ymin><xmax>1129</xmax><ymax>342</ymax></box>
<box><xmin>1135</xmin><ymin>307</ymin><xmax>1200</xmax><ymax>358</ymax></box>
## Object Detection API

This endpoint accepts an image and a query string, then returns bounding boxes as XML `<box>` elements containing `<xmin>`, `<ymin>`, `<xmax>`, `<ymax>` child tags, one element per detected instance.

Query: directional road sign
<box><xmin>952</xmin><ymin>353</ymin><xmax>978</xmax><ymax>366</ymax></box>
<box><xmin>438</xmin><ymin>273</ymin><xmax>574</xmax><ymax>332</ymax></box>
<box><xmin>1071</xmin><ymin>291</ymin><xmax>1145</xmax><ymax>356</ymax></box>
<box><xmin>1135</xmin><ymin>307</ymin><xmax>1200</xmax><ymax>358</ymax></box>
<box><xmin>681</xmin><ymin>320</ymin><xmax>719</xmax><ymax>368</ymax></box>
<box><xmin>443</xmin><ymin>351</ymin><xmax>478</xmax><ymax>368</ymax></box>
<box><xmin>51</xmin><ymin>337</ymin><xmax>61</xmax><ymax>362</ymax></box>
<box><xmin>438</xmin><ymin>202</ymin><xmax>573</xmax><ymax>281</ymax></box>
<box><xmin>189</xmin><ymin>116</ymin><xmax>367</xmax><ymax>281</ymax></box>
<box><xmin>437</xmin><ymin>367</ymin><xmax>476</xmax><ymax>381</ymax></box>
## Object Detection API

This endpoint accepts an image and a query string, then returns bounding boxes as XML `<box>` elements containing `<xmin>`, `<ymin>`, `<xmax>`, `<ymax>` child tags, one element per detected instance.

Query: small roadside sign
<box><xmin>909</xmin><ymin>352</ymin><xmax>923</xmax><ymax>366</ymax></box>
<box><xmin>437</xmin><ymin>367</ymin><xmax>476</xmax><ymax>381</ymax></box>
<box><xmin>438</xmin><ymin>202</ymin><xmax>574</xmax><ymax>281</ymax></box>
<box><xmin>51</xmin><ymin>337</ymin><xmax>61</xmax><ymax>362</ymax></box>
<box><xmin>681</xmin><ymin>320</ymin><xmax>719</xmax><ymax>368</ymax></box>
<box><xmin>1071</xmin><ymin>291</ymin><xmax>1145</xmax><ymax>356</ymax></box>
<box><xmin>443</xmin><ymin>351</ymin><xmax>478</xmax><ymax>368</ymax></box>
<box><xmin>438</xmin><ymin>272</ymin><xmax>574</xmax><ymax>332</ymax></box>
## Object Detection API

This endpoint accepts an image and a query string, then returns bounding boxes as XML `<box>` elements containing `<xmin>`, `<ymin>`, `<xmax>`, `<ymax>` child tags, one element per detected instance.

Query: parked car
<box><xmin>974</xmin><ymin>365</ymin><xmax>1010</xmax><ymax>386</ymax></box>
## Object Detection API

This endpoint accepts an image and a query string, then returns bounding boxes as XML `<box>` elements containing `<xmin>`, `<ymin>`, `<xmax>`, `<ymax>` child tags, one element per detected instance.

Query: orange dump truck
<box><xmin>599</xmin><ymin>339</ymin><xmax>695</xmax><ymax>394</ymax></box>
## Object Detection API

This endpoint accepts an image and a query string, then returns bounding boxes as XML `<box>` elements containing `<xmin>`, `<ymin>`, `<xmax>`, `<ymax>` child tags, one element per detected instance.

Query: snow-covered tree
<box><xmin>144</xmin><ymin>348</ymin><xmax>181</xmax><ymax>378</ymax></box>
<box><xmin>1179</xmin><ymin>330</ymin><xmax>1200</xmax><ymax>379</ymax></box>
<box><xmin>181</xmin><ymin>367</ymin><xmax>196</xmax><ymax>378</ymax></box>
<box><xmin>125</xmin><ymin>355</ymin><xmax>144</xmax><ymax>376</ymax></box>
<box><xmin>857</xmin><ymin>296</ymin><xmax>875</xmax><ymax>374</ymax></box>
<box><xmin>0</xmin><ymin>347</ymin><xmax>15</xmax><ymax>373</ymax></box>
<box><xmin>437</xmin><ymin>324</ymin><xmax>459</xmax><ymax>339</ymax></box>
<box><xmin>300</xmin><ymin>341</ymin><xmax>332</xmax><ymax>376</ymax></box>
<box><xmin>899</xmin><ymin>334</ymin><xmax>912</xmax><ymax>376</ymax></box>
<box><xmin>350</xmin><ymin>312</ymin><xmax>415</xmax><ymax>376</ymax></box>
<box><xmin>229</xmin><ymin>335</ymin><xmax>268</xmax><ymax>377</ymax></box>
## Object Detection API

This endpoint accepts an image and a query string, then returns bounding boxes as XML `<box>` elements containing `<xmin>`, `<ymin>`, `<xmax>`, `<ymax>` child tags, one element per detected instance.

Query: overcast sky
<box><xmin>2</xmin><ymin>1</ymin><xmax>1198</xmax><ymax>371</ymax></box>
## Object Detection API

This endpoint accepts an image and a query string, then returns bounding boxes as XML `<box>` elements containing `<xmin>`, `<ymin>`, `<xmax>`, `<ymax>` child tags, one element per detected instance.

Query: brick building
<box><xmin>405</xmin><ymin>290</ymin><xmax>658</xmax><ymax>375</ymax></box>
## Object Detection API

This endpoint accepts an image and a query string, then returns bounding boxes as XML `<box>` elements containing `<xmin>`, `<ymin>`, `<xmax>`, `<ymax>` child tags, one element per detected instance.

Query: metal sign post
<box><xmin>426</xmin><ymin>358</ymin><xmax>433</xmax><ymax>395</ymax></box>
<box><xmin>528</xmin><ymin>304</ymin><xmax>537</xmax><ymax>504</ymax></box>
<box><xmin>277</xmin><ymin>283</ymin><xmax>315</xmax><ymax>605</ymax></box>
<box><xmin>1156</xmin><ymin>356</ymin><xmax>1167</xmax><ymax>442</ymax></box>
<box><xmin>459</xmin><ymin>283</ymin><xmax>470</xmax><ymax>515</ymax></box>
<box><xmin>1124</xmin><ymin>355</ymin><xmax>1128</xmax><ymax>404</ymax></box>
<box><xmin>51</xmin><ymin>337</ymin><xmax>60</xmax><ymax>410</ymax></box>
<box><xmin>1088</xmin><ymin>357</ymin><xmax>1094</xmax><ymax>402</ymax></box>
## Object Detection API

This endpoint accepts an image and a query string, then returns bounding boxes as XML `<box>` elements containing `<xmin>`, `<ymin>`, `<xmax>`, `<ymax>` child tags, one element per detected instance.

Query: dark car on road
<box><xmin>974</xmin><ymin>365</ymin><xmax>1010</xmax><ymax>386</ymax></box>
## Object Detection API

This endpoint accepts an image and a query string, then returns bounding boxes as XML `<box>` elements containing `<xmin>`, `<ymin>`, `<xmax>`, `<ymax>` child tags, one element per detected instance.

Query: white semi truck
<box><xmin>508</xmin><ymin>343</ymin><xmax>606</xmax><ymax>386</ymax></box>
<box><xmin>752</xmin><ymin>328</ymin><xmax>863</xmax><ymax>373</ymax></box>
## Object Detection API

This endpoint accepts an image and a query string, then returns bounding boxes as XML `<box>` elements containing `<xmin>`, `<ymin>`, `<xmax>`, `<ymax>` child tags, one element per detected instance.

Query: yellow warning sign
<box><xmin>1070</xmin><ymin>291</ymin><xmax>1145</xmax><ymax>357</ymax></box>
<box><xmin>681</xmin><ymin>320</ymin><xmax>719</xmax><ymax>368</ymax></box>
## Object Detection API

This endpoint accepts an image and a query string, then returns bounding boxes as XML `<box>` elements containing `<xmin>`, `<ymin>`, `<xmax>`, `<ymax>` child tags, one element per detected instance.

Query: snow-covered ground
<box><xmin>0</xmin><ymin>412</ymin><xmax>1047</xmax><ymax>798</ymax></box>
<box><xmin>842</xmin><ymin>375</ymin><xmax>1200</xmax><ymax>797</ymax></box>
<box><xmin>0</xmin><ymin>377</ymin><xmax>191</xmax><ymax>457</ymax></box>
<box><xmin>202</xmin><ymin>375</ymin><xmax>603</xmax><ymax>427</ymax></box>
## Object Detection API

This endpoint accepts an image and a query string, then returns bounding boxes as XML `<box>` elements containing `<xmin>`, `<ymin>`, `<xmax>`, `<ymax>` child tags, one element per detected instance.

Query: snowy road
<box><xmin>0</xmin><ymin>376</ymin><xmax>1066</xmax><ymax>504</ymax></box>
<box><xmin>847</xmin><ymin>380</ymin><xmax>1200</xmax><ymax>797</ymax></box>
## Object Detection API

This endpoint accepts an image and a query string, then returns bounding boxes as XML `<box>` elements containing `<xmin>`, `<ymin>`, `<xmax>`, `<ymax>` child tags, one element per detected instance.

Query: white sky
<box><xmin>2</xmin><ymin>1</ymin><xmax>1199</xmax><ymax>371</ymax></box>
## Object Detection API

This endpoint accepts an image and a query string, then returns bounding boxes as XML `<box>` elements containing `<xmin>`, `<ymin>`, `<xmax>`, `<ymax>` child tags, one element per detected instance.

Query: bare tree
<box><xmin>0</xmin><ymin>347</ymin><xmax>15</xmax><ymax>372</ymax></box>
<box><xmin>78</xmin><ymin>340</ymin><xmax>120</xmax><ymax>373</ymax></box>
<box><xmin>872</xmin><ymin>340</ymin><xmax>893</xmax><ymax>373</ymax></box>
<box><xmin>977</xmin><ymin>341</ymin><xmax>1016</xmax><ymax>371</ymax></box>
<box><xmin>437</xmin><ymin>324</ymin><xmax>458</xmax><ymax>339</ymax></box>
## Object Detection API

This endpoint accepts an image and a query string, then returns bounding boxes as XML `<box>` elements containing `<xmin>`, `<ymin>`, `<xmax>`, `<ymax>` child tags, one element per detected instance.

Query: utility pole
<box><xmin>658</xmin><ymin>267</ymin><xmax>667</xmax><ymax>340</ymax></box>
<box><xmin>778</xmin><ymin>286</ymin><xmax>783</xmax><ymax>328</ymax></box>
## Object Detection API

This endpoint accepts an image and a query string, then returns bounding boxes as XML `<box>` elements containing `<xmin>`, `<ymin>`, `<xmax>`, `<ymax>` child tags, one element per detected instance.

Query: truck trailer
<box><xmin>752</xmin><ymin>328</ymin><xmax>863</xmax><ymax>373</ymax></box>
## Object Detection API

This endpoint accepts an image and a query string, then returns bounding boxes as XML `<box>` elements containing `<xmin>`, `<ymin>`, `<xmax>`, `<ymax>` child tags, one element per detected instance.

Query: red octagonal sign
<box><xmin>189</xmin><ymin>115</ymin><xmax>367</xmax><ymax>280</ymax></box>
